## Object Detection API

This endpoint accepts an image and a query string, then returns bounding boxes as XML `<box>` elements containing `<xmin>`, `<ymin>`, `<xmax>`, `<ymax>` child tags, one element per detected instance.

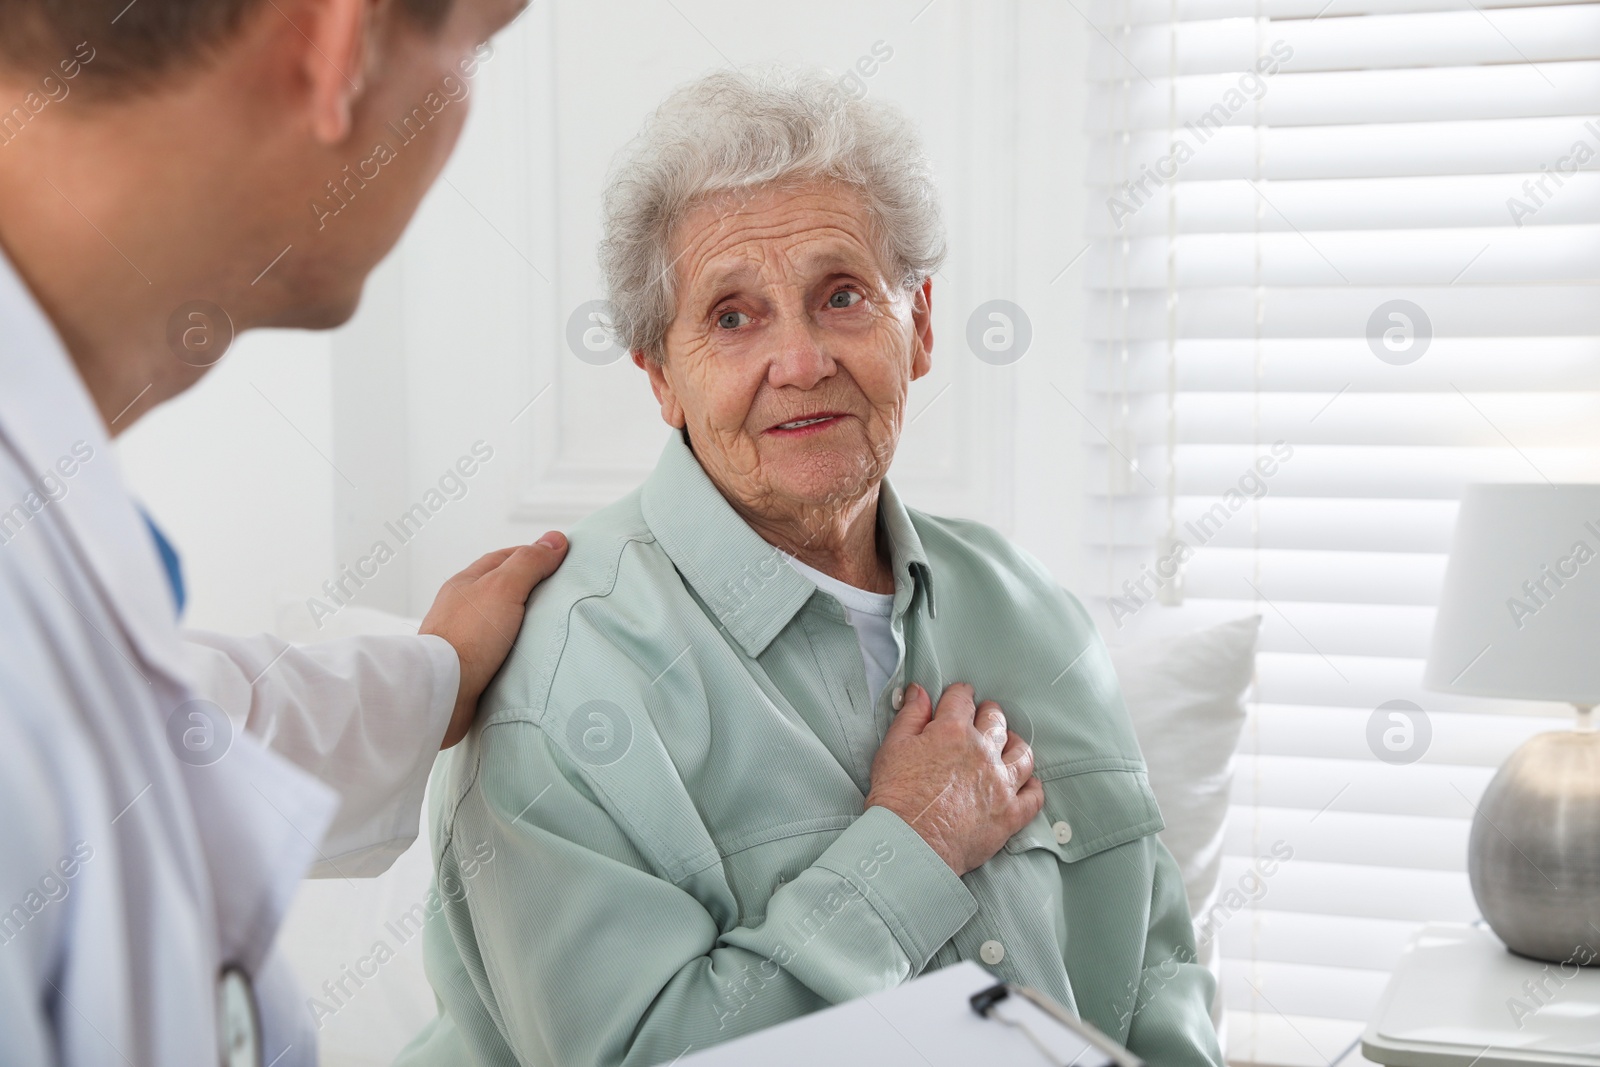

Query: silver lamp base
<box><xmin>1468</xmin><ymin>705</ymin><xmax>1600</xmax><ymax>965</ymax></box>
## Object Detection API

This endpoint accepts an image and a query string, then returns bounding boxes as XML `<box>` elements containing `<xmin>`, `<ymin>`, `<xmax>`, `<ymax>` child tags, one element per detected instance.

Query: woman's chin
<box><xmin>760</xmin><ymin>450</ymin><xmax>885</xmax><ymax>512</ymax></box>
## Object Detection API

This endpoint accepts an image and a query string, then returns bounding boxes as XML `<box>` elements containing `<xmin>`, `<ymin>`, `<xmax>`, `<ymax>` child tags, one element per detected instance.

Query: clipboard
<box><xmin>676</xmin><ymin>960</ymin><xmax>1142</xmax><ymax>1066</ymax></box>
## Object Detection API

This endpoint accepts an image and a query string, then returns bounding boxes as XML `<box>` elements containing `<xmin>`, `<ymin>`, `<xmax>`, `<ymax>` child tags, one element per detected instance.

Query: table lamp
<box><xmin>1424</xmin><ymin>484</ymin><xmax>1600</xmax><ymax>965</ymax></box>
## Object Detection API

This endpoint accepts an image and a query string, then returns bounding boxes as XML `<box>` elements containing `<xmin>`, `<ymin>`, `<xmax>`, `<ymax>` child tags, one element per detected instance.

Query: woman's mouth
<box><xmin>767</xmin><ymin>413</ymin><xmax>846</xmax><ymax>436</ymax></box>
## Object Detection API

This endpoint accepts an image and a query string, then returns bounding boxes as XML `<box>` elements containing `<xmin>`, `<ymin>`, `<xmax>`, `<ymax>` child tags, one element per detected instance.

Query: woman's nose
<box><xmin>766</xmin><ymin>318</ymin><xmax>835</xmax><ymax>391</ymax></box>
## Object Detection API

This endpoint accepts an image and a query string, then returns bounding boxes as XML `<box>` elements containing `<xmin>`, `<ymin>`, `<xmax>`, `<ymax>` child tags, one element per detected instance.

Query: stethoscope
<box><xmin>217</xmin><ymin>965</ymin><xmax>262</xmax><ymax>1067</ymax></box>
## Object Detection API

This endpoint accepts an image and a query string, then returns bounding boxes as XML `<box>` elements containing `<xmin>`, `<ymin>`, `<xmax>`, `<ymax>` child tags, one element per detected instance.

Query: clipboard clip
<box><xmin>969</xmin><ymin>983</ymin><xmax>1145</xmax><ymax>1067</ymax></box>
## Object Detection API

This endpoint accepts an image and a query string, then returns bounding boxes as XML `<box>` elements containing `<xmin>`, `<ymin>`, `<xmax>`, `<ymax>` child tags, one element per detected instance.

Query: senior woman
<box><xmin>398</xmin><ymin>69</ymin><xmax>1221</xmax><ymax>1066</ymax></box>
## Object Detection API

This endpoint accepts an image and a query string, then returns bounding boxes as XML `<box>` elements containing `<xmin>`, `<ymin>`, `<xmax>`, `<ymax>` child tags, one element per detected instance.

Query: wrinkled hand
<box><xmin>864</xmin><ymin>682</ymin><xmax>1043</xmax><ymax>876</ymax></box>
<box><xmin>421</xmin><ymin>532</ymin><xmax>569</xmax><ymax>748</ymax></box>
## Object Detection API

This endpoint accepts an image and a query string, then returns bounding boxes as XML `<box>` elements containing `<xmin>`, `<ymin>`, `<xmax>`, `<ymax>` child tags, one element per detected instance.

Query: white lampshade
<box><xmin>1425</xmin><ymin>484</ymin><xmax>1600</xmax><ymax>706</ymax></box>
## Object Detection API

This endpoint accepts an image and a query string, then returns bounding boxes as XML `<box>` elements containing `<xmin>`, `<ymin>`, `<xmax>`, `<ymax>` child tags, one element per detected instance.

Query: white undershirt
<box><xmin>786</xmin><ymin>556</ymin><xmax>899</xmax><ymax>705</ymax></box>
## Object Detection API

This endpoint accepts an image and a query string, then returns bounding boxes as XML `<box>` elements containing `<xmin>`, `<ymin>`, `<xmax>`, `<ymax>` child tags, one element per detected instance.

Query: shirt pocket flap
<box><xmin>1002</xmin><ymin>808</ymin><xmax>1068</xmax><ymax>860</ymax></box>
<box><xmin>1008</xmin><ymin>759</ymin><xmax>1164</xmax><ymax>864</ymax></box>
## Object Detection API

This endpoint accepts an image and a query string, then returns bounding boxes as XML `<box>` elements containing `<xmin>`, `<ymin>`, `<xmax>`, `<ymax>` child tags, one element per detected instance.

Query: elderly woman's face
<box><xmin>637</xmin><ymin>181</ymin><xmax>933</xmax><ymax>530</ymax></box>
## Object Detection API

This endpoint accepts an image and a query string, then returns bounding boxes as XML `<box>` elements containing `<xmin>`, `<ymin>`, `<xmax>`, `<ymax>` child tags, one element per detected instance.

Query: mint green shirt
<box><xmin>398</xmin><ymin>431</ymin><xmax>1221</xmax><ymax>1067</ymax></box>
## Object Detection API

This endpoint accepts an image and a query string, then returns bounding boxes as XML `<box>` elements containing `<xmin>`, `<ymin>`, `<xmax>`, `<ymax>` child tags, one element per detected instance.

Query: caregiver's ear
<box><xmin>911</xmin><ymin>277</ymin><xmax>934</xmax><ymax>381</ymax></box>
<box><xmin>300</xmin><ymin>0</ymin><xmax>377</xmax><ymax>144</ymax></box>
<box><xmin>633</xmin><ymin>350</ymin><xmax>688</xmax><ymax>429</ymax></box>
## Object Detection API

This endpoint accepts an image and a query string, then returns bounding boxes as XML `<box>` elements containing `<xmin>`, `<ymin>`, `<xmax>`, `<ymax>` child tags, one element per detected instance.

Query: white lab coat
<box><xmin>0</xmin><ymin>249</ymin><xmax>458</xmax><ymax>1066</ymax></box>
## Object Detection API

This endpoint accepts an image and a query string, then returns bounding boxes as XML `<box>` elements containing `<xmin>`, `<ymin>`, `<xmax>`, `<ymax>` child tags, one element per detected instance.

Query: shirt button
<box><xmin>979</xmin><ymin>940</ymin><xmax>1005</xmax><ymax>965</ymax></box>
<box><xmin>891</xmin><ymin>686</ymin><xmax>905</xmax><ymax>711</ymax></box>
<box><xmin>1053</xmin><ymin>820</ymin><xmax>1073</xmax><ymax>845</ymax></box>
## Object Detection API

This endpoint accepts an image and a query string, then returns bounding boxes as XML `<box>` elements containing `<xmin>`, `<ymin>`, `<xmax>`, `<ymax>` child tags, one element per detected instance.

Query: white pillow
<box><xmin>1108</xmin><ymin>615</ymin><xmax>1261</xmax><ymax>1032</ymax></box>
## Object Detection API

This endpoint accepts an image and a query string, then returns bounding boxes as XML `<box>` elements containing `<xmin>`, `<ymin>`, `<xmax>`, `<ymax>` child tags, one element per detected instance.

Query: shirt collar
<box><xmin>640</xmin><ymin>429</ymin><xmax>936</xmax><ymax>658</ymax></box>
<box><xmin>878</xmin><ymin>475</ymin><xmax>938</xmax><ymax>621</ymax></box>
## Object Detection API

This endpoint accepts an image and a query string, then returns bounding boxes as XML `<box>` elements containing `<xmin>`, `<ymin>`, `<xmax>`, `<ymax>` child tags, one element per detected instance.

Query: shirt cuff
<box><xmin>813</xmin><ymin>804</ymin><xmax>978</xmax><ymax>972</ymax></box>
<box><xmin>418</xmin><ymin>633</ymin><xmax>460</xmax><ymax>747</ymax></box>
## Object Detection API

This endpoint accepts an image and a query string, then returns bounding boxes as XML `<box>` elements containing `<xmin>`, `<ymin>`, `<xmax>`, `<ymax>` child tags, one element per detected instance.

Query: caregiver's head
<box><xmin>602</xmin><ymin>69</ymin><xmax>945</xmax><ymax>561</ymax></box>
<box><xmin>0</xmin><ymin>0</ymin><xmax>523</xmax><ymax>428</ymax></box>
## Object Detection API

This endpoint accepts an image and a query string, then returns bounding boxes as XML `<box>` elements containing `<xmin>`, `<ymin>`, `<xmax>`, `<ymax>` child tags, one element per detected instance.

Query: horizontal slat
<box><xmin>1081</xmin><ymin>443</ymin><xmax>1600</xmax><ymax>496</ymax></box>
<box><xmin>1085</xmin><ymin>225</ymin><xmax>1600</xmax><ymax>287</ymax></box>
<box><xmin>1087</xmin><ymin>0</ymin><xmax>1588</xmax><ymax>27</ymax></box>
<box><xmin>1085</xmin><ymin>338</ymin><xmax>1600</xmax><ymax>391</ymax></box>
<box><xmin>1214</xmin><ymin>855</ymin><xmax>1477</xmax><ymax>921</ymax></box>
<box><xmin>1221</xmin><ymin>957</ymin><xmax>1391</xmax><ymax>1025</ymax></box>
<box><xmin>1099</xmin><ymin>617</ymin><xmax>1572</xmax><ymax>706</ymax></box>
<box><xmin>1222</xmin><ymin>805</ymin><xmax>1471</xmax><ymax>869</ymax></box>
<box><xmin>1091</xmin><ymin>590</ymin><xmax>1435</xmax><ymax>655</ymax></box>
<box><xmin>1086</xmin><ymin>61</ymin><xmax>1600</xmax><ymax>129</ymax></box>
<box><xmin>1082</xmin><ymin>286</ymin><xmax>1600</xmax><ymax>340</ymax></box>
<box><xmin>1088</xmin><ymin>7</ymin><xmax>1600</xmax><ymax>79</ymax></box>
<box><xmin>1236</xmin><ymin>703</ymin><xmax>1572</xmax><ymax>760</ymax></box>
<box><xmin>1088</xmin><ymin>116</ymin><xmax>1600</xmax><ymax>182</ymax></box>
<box><xmin>1083</xmin><ymin>391</ymin><xmax>1600</xmax><ymax>447</ymax></box>
<box><xmin>1085</xmin><ymin>173</ymin><xmax>1600</xmax><ymax>235</ymax></box>
<box><xmin>1251</xmin><ymin>649</ymin><xmax>1576</xmax><ymax>712</ymax></box>
<box><xmin>1214</xmin><ymin>910</ymin><xmax>1422</xmax><ymax>973</ymax></box>
<box><xmin>1258</xmin><ymin>601</ymin><xmax>1432</xmax><ymax>662</ymax></box>
<box><xmin>1080</xmin><ymin>494</ymin><xmax>1461</xmax><ymax>552</ymax></box>
<box><xmin>1231</xmin><ymin>776</ymin><xmax>1493</xmax><ymax>827</ymax></box>
<box><xmin>1182</xmin><ymin>548</ymin><xmax>1446</xmax><ymax>605</ymax></box>
<box><xmin>1205</xmin><ymin>599</ymin><xmax>1435</xmax><ymax>657</ymax></box>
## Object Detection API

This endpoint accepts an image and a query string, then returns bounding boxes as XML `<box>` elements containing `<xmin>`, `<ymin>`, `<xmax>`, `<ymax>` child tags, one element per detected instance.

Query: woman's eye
<box><xmin>717</xmin><ymin>310</ymin><xmax>748</xmax><ymax>329</ymax></box>
<box><xmin>828</xmin><ymin>290</ymin><xmax>862</xmax><ymax>309</ymax></box>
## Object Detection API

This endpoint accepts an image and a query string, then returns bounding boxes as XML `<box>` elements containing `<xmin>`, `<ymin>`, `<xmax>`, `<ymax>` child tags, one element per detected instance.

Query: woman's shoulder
<box><xmin>907</xmin><ymin>508</ymin><xmax>1090</xmax><ymax>620</ymax></box>
<box><xmin>530</xmin><ymin>487</ymin><xmax>657</xmax><ymax>599</ymax></box>
<box><xmin>905</xmin><ymin>508</ymin><xmax>1141</xmax><ymax>769</ymax></box>
<box><xmin>473</xmin><ymin>488</ymin><xmax>696</xmax><ymax>725</ymax></box>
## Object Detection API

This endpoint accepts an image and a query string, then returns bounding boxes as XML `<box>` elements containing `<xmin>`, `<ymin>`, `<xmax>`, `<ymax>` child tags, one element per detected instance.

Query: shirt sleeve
<box><xmin>1123</xmin><ymin>838</ymin><xmax>1226</xmax><ymax>1066</ymax></box>
<box><xmin>183</xmin><ymin>630</ymin><xmax>458</xmax><ymax>877</ymax></box>
<box><xmin>435</xmin><ymin>718</ymin><xmax>978</xmax><ymax>1067</ymax></box>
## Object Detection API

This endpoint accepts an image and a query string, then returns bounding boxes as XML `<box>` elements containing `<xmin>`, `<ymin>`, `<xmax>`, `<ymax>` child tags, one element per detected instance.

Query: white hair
<box><xmin>598</xmin><ymin>66</ymin><xmax>947</xmax><ymax>362</ymax></box>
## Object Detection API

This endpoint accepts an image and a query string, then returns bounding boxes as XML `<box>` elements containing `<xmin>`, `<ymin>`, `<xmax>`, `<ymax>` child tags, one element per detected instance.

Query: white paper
<box><xmin>677</xmin><ymin>961</ymin><xmax>1117</xmax><ymax>1067</ymax></box>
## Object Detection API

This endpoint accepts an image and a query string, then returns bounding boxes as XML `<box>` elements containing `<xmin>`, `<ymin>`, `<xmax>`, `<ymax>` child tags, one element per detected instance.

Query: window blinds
<box><xmin>1082</xmin><ymin>1</ymin><xmax>1600</xmax><ymax>1062</ymax></box>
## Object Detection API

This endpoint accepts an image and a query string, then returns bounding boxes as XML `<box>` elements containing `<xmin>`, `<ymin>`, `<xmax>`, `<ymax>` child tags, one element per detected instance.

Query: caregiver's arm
<box><xmin>184</xmin><ymin>535</ymin><xmax>568</xmax><ymax>876</ymax></box>
<box><xmin>450</xmin><ymin>682</ymin><xmax>1040</xmax><ymax>1067</ymax></box>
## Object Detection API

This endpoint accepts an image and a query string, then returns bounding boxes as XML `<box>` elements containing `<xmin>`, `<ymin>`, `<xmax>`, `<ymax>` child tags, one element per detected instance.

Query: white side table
<box><xmin>1363</xmin><ymin>922</ymin><xmax>1600</xmax><ymax>1066</ymax></box>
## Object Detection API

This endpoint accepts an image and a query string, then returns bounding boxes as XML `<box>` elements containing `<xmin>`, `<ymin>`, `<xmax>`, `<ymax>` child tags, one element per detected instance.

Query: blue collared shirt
<box><xmin>139</xmin><ymin>509</ymin><xmax>185</xmax><ymax>616</ymax></box>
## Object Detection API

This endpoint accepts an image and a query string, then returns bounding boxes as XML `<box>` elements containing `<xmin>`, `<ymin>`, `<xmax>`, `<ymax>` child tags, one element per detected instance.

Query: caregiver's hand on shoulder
<box><xmin>864</xmin><ymin>682</ymin><xmax>1044</xmax><ymax>876</ymax></box>
<box><xmin>421</xmin><ymin>532</ymin><xmax>569</xmax><ymax>749</ymax></box>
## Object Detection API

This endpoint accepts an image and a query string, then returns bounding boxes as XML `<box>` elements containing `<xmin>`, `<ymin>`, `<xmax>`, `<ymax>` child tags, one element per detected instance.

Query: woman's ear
<box><xmin>632</xmin><ymin>350</ymin><xmax>687</xmax><ymax>428</ymax></box>
<box><xmin>910</xmin><ymin>277</ymin><xmax>934</xmax><ymax>381</ymax></box>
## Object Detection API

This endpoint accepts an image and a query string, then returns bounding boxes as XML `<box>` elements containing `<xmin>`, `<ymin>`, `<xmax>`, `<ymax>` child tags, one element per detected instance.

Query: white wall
<box><xmin>117</xmin><ymin>329</ymin><xmax>337</xmax><ymax>635</ymax></box>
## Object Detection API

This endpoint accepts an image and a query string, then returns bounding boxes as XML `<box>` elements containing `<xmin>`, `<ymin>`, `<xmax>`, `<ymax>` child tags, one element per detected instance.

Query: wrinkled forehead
<box><xmin>670</xmin><ymin>181</ymin><xmax>892</xmax><ymax>297</ymax></box>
